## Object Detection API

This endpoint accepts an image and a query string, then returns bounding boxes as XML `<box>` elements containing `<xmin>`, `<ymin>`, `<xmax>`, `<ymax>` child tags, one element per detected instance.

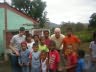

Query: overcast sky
<box><xmin>0</xmin><ymin>0</ymin><xmax>96</xmax><ymax>24</ymax></box>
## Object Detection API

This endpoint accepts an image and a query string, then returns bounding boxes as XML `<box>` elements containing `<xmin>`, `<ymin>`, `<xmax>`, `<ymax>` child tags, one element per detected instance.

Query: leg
<box><xmin>10</xmin><ymin>55</ymin><xmax>21</xmax><ymax>72</ymax></box>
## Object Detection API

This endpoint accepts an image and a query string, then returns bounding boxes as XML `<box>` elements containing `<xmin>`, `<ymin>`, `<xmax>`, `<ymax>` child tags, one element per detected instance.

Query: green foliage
<box><xmin>75</xmin><ymin>31</ymin><xmax>92</xmax><ymax>42</ymax></box>
<box><xmin>89</xmin><ymin>13</ymin><xmax>96</xmax><ymax>29</ymax></box>
<box><xmin>60</xmin><ymin>22</ymin><xmax>88</xmax><ymax>34</ymax></box>
<box><xmin>11</xmin><ymin>0</ymin><xmax>47</xmax><ymax>28</ymax></box>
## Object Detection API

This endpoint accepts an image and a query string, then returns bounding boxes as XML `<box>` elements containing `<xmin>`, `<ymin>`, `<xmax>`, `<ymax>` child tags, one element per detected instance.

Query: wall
<box><xmin>0</xmin><ymin>8</ymin><xmax>34</xmax><ymax>53</ymax></box>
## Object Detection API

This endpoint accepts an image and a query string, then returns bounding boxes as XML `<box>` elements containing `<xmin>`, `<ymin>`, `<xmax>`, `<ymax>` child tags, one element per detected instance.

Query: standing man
<box><xmin>50</xmin><ymin>28</ymin><xmax>65</xmax><ymax>51</ymax></box>
<box><xmin>43</xmin><ymin>30</ymin><xmax>51</xmax><ymax>48</ymax></box>
<box><xmin>61</xmin><ymin>28</ymin><xmax>80</xmax><ymax>54</ymax></box>
<box><xmin>9</xmin><ymin>27</ymin><xmax>26</xmax><ymax>72</ymax></box>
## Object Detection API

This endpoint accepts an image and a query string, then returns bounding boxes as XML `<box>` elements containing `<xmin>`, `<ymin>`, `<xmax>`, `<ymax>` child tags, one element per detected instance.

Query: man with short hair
<box><xmin>9</xmin><ymin>27</ymin><xmax>26</xmax><ymax>72</ymax></box>
<box><xmin>61</xmin><ymin>28</ymin><xmax>80</xmax><ymax>53</ymax></box>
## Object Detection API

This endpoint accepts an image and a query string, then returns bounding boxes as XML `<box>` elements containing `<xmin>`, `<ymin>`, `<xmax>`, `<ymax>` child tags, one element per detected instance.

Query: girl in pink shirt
<box><xmin>49</xmin><ymin>40</ymin><xmax>60</xmax><ymax>72</ymax></box>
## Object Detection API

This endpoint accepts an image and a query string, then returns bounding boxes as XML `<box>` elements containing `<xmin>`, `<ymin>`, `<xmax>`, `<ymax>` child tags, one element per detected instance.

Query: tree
<box><xmin>89</xmin><ymin>13</ymin><xmax>96</xmax><ymax>29</ymax></box>
<box><xmin>11</xmin><ymin>0</ymin><xmax>47</xmax><ymax>28</ymax></box>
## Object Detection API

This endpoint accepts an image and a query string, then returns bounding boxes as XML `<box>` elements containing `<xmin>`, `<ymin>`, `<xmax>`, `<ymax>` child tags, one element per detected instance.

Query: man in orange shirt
<box><xmin>61</xmin><ymin>28</ymin><xmax>80</xmax><ymax>54</ymax></box>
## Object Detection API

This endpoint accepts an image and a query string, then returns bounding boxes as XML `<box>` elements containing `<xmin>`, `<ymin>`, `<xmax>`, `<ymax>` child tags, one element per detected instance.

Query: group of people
<box><xmin>8</xmin><ymin>27</ymin><xmax>96</xmax><ymax>72</ymax></box>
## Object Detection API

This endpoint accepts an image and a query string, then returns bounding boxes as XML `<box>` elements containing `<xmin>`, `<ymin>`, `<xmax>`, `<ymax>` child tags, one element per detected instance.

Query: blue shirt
<box><xmin>76</xmin><ymin>58</ymin><xmax>85</xmax><ymax>72</ymax></box>
<box><xmin>18</xmin><ymin>49</ymin><xmax>30</xmax><ymax>65</ymax></box>
<box><xmin>31</xmin><ymin>51</ymin><xmax>41</xmax><ymax>68</ymax></box>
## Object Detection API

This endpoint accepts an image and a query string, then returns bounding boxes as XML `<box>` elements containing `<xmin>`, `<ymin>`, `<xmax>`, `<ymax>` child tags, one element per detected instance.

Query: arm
<box><xmin>26</xmin><ymin>51</ymin><xmax>30</xmax><ymax>66</ymax></box>
<box><xmin>46</xmin><ymin>58</ymin><xmax>49</xmax><ymax>72</ymax></box>
<box><xmin>9</xmin><ymin>42</ymin><xmax>19</xmax><ymax>56</ymax></box>
<box><xmin>29</xmin><ymin>52</ymin><xmax>32</xmax><ymax>66</ymax></box>
<box><xmin>65</xmin><ymin>64</ymin><xmax>77</xmax><ymax>69</ymax></box>
<box><xmin>9</xmin><ymin>36</ymin><xmax>19</xmax><ymax>56</ymax></box>
<box><xmin>18</xmin><ymin>54</ymin><xmax>22</xmax><ymax>66</ymax></box>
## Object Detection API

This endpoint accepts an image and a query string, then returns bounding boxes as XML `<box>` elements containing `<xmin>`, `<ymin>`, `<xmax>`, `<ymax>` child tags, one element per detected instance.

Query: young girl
<box><xmin>64</xmin><ymin>44</ymin><xmax>77</xmax><ymax>72</ymax></box>
<box><xmin>26</xmin><ymin>33</ymin><xmax>34</xmax><ymax>52</ymax></box>
<box><xmin>29</xmin><ymin>42</ymin><xmax>41</xmax><ymax>72</ymax></box>
<box><xmin>40</xmin><ymin>50</ymin><xmax>48</xmax><ymax>72</ymax></box>
<box><xmin>33</xmin><ymin>35</ymin><xmax>40</xmax><ymax>44</ymax></box>
<box><xmin>18</xmin><ymin>41</ymin><xmax>30</xmax><ymax>72</ymax></box>
<box><xmin>39</xmin><ymin>36</ymin><xmax>49</xmax><ymax>52</ymax></box>
<box><xmin>49</xmin><ymin>40</ymin><xmax>60</xmax><ymax>72</ymax></box>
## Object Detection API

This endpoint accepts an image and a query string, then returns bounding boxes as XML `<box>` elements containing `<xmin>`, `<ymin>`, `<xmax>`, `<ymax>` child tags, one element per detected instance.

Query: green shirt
<box><xmin>38</xmin><ymin>44</ymin><xmax>49</xmax><ymax>52</ymax></box>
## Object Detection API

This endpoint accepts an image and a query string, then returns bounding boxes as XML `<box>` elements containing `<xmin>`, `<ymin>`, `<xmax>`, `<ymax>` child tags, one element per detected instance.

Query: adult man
<box><xmin>9</xmin><ymin>27</ymin><xmax>26</xmax><ymax>72</ymax></box>
<box><xmin>61</xmin><ymin>28</ymin><xmax>80</xmax><ymax>53</ymax></box>
<box><xmin>50</xmin><ymin>28</ymin><xmax>65</xmax><ymax>51</ymax></box>
<box><xmin>43</xmin><ymin>30</ymin><xmax>51</xmax><ymax>48</ymax></box>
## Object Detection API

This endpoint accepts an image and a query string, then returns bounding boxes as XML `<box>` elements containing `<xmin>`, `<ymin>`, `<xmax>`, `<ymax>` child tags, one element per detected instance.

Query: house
<box><xmin>0</xmin><ymin>3</ymin><xmax>37</xmax><ymax>55</ymax></box>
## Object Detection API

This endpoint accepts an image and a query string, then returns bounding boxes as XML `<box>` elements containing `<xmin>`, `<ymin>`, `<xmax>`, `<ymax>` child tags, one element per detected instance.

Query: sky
<box><xmin>0</xmin><ymin>0</ymin><xmax>96</xmax><ymax>24</ymax></box>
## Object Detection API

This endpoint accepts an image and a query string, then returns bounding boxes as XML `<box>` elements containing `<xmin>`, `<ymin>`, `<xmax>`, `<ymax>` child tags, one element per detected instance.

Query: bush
<box><xmin>75</xmin><ymin>31</ymin><xmax>92</xmax><ymax>42</ymax></box>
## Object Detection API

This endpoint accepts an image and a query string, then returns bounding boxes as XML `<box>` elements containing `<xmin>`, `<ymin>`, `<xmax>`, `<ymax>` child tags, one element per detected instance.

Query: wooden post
<box><xmin>4</xmin><ymin>0</ymin><xmax>8</xmax><ymax>61</ymax></box>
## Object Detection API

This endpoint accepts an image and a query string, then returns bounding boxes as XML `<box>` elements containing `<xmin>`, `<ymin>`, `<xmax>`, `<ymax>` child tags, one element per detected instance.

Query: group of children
<box><xmin>18</xmin><ymin>33</ymin><xmax>86</xmax><ymax>72</ymax></box>
<box><xmin>18</xmin><ymin>39</ymin><xmax>60</xmax><ymax>72</ymax></box>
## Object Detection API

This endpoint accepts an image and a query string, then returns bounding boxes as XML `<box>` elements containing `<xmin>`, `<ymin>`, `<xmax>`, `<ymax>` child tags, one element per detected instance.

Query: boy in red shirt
<box><xmin>64</xmin><ymin>44</ymin><xmax>78</xmax><ymax>72</ymax></box>
<box><xmin>49</xmin><ymin>40</ymin><xmax>60</xmax><ymax>72</ymax></box>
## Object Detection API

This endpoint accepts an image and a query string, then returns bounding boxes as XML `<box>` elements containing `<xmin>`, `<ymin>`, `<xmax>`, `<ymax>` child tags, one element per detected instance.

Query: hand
<box><xmin>19</xmin><ymin>64</ymin><xmax>23</xmax><ymax>67</ymax></box>
<box><xmin>26</xmin><ymin>63</ymin><xmax>30</xmax><ymax>66</ymax></box>
<box><xmin>15</xmin><ymin>51</ymin><xmax>19</xmax><ymax>56</ymax></box>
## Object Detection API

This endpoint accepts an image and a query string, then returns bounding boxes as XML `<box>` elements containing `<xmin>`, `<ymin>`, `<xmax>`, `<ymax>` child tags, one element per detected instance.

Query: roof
<box><xmin>0</xmin><ymin>3</ymin><xmax>38</xmax><ymax>24</ymax></box>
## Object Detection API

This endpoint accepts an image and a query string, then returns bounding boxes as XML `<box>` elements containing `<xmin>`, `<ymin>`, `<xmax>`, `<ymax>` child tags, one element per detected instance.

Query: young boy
<box><xmin>49</xmin><ymin>40</ymin><xmax>60</xmax><ymax>72</ymax></box>
<box><xmin>76</xmin><ymin>50</ymin><xmax>86</xmax><ymax>72</ymax></box>
<box><xmin>29</xmin><ymin>43</ymin><xmax>41</xmax><ymax>72</ymax></box>
<box><xmin>39</xmin><ymin>36</ymin><xmax>49</xmax><ymax>52</ymax></box>
<box><xmin>64</xmin><ymin>44</ymin><xmax>77</xmax><ymax>72</ymax></box>
<box><xmin>18</xmin><ymin>41</ymin><xmax>30</xmax><ymax>72</ymax></box>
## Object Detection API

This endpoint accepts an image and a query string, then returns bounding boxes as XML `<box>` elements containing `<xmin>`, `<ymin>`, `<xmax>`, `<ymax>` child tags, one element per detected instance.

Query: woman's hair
<box><xmin>33</xmin><ymin>35</ymin><xmax>39</xmax><ymax>39</ymax></box>
<box><xmin>25</xmin><ymin>33</ymin><xmax>32</xmax><ymax>41</ymax></box>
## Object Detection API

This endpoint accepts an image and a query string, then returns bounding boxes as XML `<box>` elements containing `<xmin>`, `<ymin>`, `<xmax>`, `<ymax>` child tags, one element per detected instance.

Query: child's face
<box><xmin>50</xmin><ymin>45</ymin><xmax>55</xmax><ymax>50</ymax></box>
<box><xmin>33</xmin><ymin>45</ymin><xmax>38</xmax><ymax>52</ymax></box>
<box><xmin>41</xmin><ymin>52</ymin><xmax>47</xmax><ymax>60</ymax></box>
<box><xmin>21</xmin><ymin>44</ymin><xmax>27</xmax><ymax>50</ymax></box>
<box><xmin>40</xmin><ymin>38</ymin><xmax>45</xmax><ymax>44</ymax></box>
<box><xmin>27</xmin><ymin>36</ymin><xmax>32</xmax><ymax>41</ymax></box>
<box><xmin>34</xmin><ymin>36</ymin><xmax>39</xmax><ymax>42</ymax></box>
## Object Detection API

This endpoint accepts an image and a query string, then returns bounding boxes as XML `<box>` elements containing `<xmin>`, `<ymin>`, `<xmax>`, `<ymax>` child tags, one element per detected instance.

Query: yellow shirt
<box><xmin>38</xmin><ymin>44</ymin><xmax>49</xmax><ymax>52</ymax></box>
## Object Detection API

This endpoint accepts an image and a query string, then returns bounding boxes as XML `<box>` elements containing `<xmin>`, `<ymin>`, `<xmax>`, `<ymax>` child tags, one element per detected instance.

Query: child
<box><xmin>49</xmin><ymin>40</ymin><xmax>60</xmax><ymax>72</ymax></box>
<box><xmin>33</xmin><ymin>35</ymin><xmax>40</xmax><ymax>44</ymax></box>
<box><xmin>26</xmin><ymin>33</ymin><xmax>34</xmax><ymax>52</ymax></box>
<box><xmin>29</xmin><ymin>42</ymin><xmax>41</xmax><ymax>72</ymax></box>
<box><xmin>18</xmin><ymin>41</ymin><xmax>30</xmax><ymax>72</ymax></box>
<box><xmin>76</xmin><ymin>50</ymin><xmax>86</xmax><ymax>72</ymax></box>
<box><xmin>39</xmin><ymin>36</ymin><xmax>49</xmax><ymax>52</ymax></box>
<box><xmin>40</xmin><ymin>50</ymin><xmax>48</xmax><ymax>72</ymax></box>
<box><xmin>64</xmin><ymin>44</ymin><xmax>77</xmax><ymax>72</ymax></box>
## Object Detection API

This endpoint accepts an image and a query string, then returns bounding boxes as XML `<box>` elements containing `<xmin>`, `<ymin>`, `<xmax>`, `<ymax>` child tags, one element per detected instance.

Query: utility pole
<box><xmin>4</xmin><ymin>0</ymin><xmax>7</xmax><ymax>31</ymax></box>
<box><xmin>4</xmin><ymin>0</ymin><xmax>8</xmax><ymax>61</ymax></box>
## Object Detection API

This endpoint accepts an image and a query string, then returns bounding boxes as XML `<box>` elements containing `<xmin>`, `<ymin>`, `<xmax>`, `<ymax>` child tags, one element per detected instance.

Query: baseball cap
<box><xmin>19</xmin><ymin>27</ymin><xmax>25</xmax><ymax>31</ymax></box>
